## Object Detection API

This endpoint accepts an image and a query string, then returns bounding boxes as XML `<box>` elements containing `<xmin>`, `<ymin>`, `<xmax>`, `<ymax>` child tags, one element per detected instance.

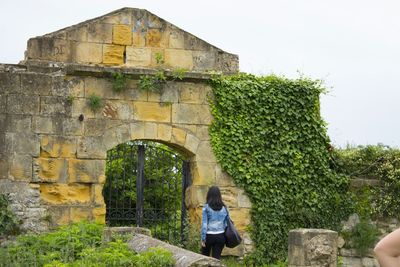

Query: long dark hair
<box><xmin>206</xmin><ymin>186</ymin><xmax>225</xmax><ymax>211</ymax></box>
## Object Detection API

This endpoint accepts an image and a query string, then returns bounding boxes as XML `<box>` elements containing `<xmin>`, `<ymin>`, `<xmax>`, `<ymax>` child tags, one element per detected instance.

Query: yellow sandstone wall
<box><xmin>0</xmin><ymin>7</ymin><xmax>252</xmax><ymax>255</ymax></box>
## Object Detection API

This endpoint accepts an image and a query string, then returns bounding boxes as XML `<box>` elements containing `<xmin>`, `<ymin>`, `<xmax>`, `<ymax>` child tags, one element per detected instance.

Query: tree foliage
<box><xmin>209</xmin><ymin>73</ymin><xmax>353</xmax><ymax>263</ymax></box>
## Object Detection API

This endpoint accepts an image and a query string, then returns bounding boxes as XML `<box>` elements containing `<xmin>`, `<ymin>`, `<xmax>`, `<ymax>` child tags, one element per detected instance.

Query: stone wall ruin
<box><xmin>0</xmin><ymin>8</ymin><xmax>252</xmax><ymax>256</ymax></box>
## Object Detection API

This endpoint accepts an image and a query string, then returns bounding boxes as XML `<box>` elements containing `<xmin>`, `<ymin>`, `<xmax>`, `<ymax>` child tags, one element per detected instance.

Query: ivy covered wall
<box><xmin>209</xmin><ymin>74</ymin><xmax>353</xmax><ymax>264</ymax></box>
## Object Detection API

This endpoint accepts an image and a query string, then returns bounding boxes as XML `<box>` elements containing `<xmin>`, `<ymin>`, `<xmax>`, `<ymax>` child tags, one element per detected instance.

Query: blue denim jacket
<box><xmin>201</xmin><ymin>204</ymin><xmax>228</xmax><ymax>241</ymax></box>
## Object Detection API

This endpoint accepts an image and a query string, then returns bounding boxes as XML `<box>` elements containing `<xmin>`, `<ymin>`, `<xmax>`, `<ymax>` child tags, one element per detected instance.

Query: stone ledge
<box><xmin>10</xmin><ymin>61</ymin><xmax>237</xmax><ymax>80</ymax></box>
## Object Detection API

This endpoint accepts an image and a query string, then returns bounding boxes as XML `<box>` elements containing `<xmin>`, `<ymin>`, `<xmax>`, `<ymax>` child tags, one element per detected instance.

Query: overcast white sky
<box><xmin>1</xmin><ymin>0</ymin><xmax>399</xmax><ymax>147</ymax></box>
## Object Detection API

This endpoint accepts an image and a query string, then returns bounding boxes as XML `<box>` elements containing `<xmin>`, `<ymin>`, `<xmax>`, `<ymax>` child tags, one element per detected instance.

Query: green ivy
<box><xmin>209</xmin><ymin>73</ymin><xmax>353</xmax><ymax>264</ymax></box>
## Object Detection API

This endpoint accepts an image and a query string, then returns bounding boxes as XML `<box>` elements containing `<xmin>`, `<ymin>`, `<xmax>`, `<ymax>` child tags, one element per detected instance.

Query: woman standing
<box><xmin>201</xmin><ymin>186</ymin><xmax>228</xmax><ymax>259</ymax></box>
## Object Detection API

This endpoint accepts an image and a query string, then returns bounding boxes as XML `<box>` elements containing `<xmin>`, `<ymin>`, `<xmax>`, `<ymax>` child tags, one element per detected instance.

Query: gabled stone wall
<box><xmin>0</xmin><ymin>8</ymin><xmax>251</xmax><ymax>256</ymax></box>
<box><xmin>25</xmin><ymin>8</ymin><xmax>238</xmax><ymax>73</ymax></box>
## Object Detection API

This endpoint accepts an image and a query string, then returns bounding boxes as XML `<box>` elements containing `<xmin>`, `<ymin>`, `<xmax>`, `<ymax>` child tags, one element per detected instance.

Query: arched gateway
<box><xmin>0</xmin><ymin>8</ymin><xmax>252</xmax><ymax>255</ymax></box>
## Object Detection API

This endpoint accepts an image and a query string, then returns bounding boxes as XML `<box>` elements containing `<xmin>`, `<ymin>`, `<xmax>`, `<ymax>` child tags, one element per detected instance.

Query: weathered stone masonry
<box><xmin>0</xmin><ymin>8</ymin><xmax>252</xmax><ymax>255</ymax></box>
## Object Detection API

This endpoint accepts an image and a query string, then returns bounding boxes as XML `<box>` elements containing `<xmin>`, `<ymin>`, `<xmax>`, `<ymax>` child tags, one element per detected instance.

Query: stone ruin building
<box><xmin>0</xmin><ymin>8</ymin><xmax>252</xmax><ymax>256</ymax></box>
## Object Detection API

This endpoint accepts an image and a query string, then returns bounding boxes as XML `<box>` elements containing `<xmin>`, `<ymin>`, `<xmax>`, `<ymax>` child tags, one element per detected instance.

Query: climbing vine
<box><xmin>209</xmin><ymin>73</ymin><xmax>353</xmax><ymax>264</ymax></box>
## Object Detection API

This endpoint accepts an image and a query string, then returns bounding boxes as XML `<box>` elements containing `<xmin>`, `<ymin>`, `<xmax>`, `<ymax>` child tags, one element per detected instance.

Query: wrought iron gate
<box><xmin>103</xmin><ymin>140</ymin><xmax>190</xmax><ymax>245</ymax></box>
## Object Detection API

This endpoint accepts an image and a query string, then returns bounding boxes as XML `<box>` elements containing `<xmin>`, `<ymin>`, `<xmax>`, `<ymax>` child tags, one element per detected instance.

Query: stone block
<box><xmin>216</xmin><ymin>52</ymin><xmax>239</xmax><ymax>73</ymax></box>
<box><xmin>237</xmin><ymin>189</ymin><xmax>252</xmax><ymax>208</ymax></box>
<box><xmin>67</xmin><ymin>26</ymin><xmax>88</xmax><ymax>42</ymax></box>
<box><xmin>164</xmin><ymin>49</ymin><xmax>193</xmax><ymax>70</ymax></box>
<box><xmin>77</xmin><ymin>137</ymin><xmax>107</xmax><ymax>159</ymax></box>
<box><xmin>102</xmin><ymin>11</ymin><xmax>131</xmax><ymax>25</ymax></box>
<box><xmin>222</xmin><ymin>244</ymin><xmax>244</xmax><ymax>257</ymax></box>
<box><xmin>40</xmin><ymin>136</ymin><xmax>77</xmax><ymax>158</ymax></box>
<box><xmin>113</xmin><ymin>24</ymin><xmax>132</xmax><ymax>45</ymax></box>
<box><xmin>40</xmin><ymin>183</ymin><xmax>91</xmax><ymax>204</ymax></box>
<box><xmin>0</xmin><ymin>157</ymin><xmax>9</xmax><ymax>179</ymax></box>
<box><xmin>132</xmin><ymin>31</ymin><xmax>146</xmax><ymax>47</ymax></box>
<box><xmin>229</xmin><ymin>208</ymin><xmax>251</xmax><ymax>232</ymax></box>
<box><xmin>144</xmin><ymin>122</ymin><xmax>157</xmax><ymax>139</ymax></box>
<box><xmin>20</xmin><ymin>73</ymin><xmax>53</xmax><ymax>95</ymax></box>
<box><xmin>103</xmin><ymin>44</ymin><xmax>125</xmax><ymax>65</ymax></box>
<box><xmin>191</xmin><ymin>161</ymin><xmax>215</xmax><ymax>186</ymax></box>
<box><xmin>215</xmin><ymin>164</ymin><xmax>235</xmax><ymax>187</ymax></box>
<box><xmin>0</xmin><ymin>94</ymin><xmax>5</xmax><ymax>113</ymax></box>
<box><xmin>84</xmin><ymin>77</ymin><xmax>117</xmax><ymax>99</ymax></box>
<box><xmin>34</xmin><ymin>158</ymin><xmax>67</xmax><ymax>183</ymax></box>
<box><xmin>0</xmin><ymin>72</ymin><xmax>20</xmax><ymax>94</ymax></box>
<box><xmin>185</xmin><ymin>185</ymin><xmax>208</xmax><ymax>208</ymax></box>
<box><xmin>193</xmin><ymin>51</ymin><xmax>216</xmax><ymax>71</ymax></box>
<box><xmin>62</xmin><ymin>118</ymin><xmax>83</xmax><ymax>136</ymax></box>
<box><xmin>71</xmin><ymin>99</ymin><xmax>103</xmax><ymax>120</ymax></box>
<box><xmin>84</xmin><ymin>119</ymin><xmax>121</xmax><ymax>137</ymax></box>
<box><xmin>196</xmin><ymin>125</ymin><xmax>211</xmax><ymax>141</ymax></box>
<box><xmin>341</xmin><ymin>257</ymin><xmax>362</xmax><ymax>267</ymax></box>
<box><xmin>185</xmin><ymin>133</ymin><xmax>200</xmax><ymax>154</ymax></box>
<box><xmin>87</xmin><ymin>23</ymin><xmax>113</xmax><ymax>43</ymax></box>
<box><xmin>145</xmin><ymin>29</ymin><xmax>162</xmax><ymax>47</ymax></box>
<box><xmin>102</xmin><ymin>124</ymin><xmax>130</xmax><ymax>151</ymax></box>
<box><xmin>4</xmin><ymin>114</ymin><xmax>32</xmax><ymax>133</ymax></box>
<box><xmin>8</xmin><ymin>132</ymin><xmax>40</xmax><ymax>156</ymax></box>
<box><xmin>74</xmin><ymin>42</ymin><xmax>103</xmax><ymax>64</ymax></box>
<box><xmin>288</xmin><ymin>229</ymin><xmax>338</xmax><ymax>267</ymax></box>
<box><xmin>157</xmin><ymin>123</ymin><xmax>172</xmax><ymax>142</ymax></box>
<box><xmin>171</xmin><ymin>127</ymin><xmax>186</xmax><ymax>146</ymax></box>
<box><xmin>195</xmin><ymin>141</ymin><xmax>216</xmax><ymax>163</ymax></box>
<box><xmin>93</xmin><ymin>184</ymin><xmax>105</xmax><ymax>206</ymax></box>
<box><xmin>124</xmin><ymin>80</ymin><xmax>147</xmax><ymax>101</ymax></box>
<box><xmin>7</xmin><ymin>94</ymin><xmax>40</xmax><ymax>115</ymax></box>
<box><xmin>92</xmin><ymin>206</ymin><xmax>106</xmax><ymax>223</ymax></box>
<box><xmin>130</xmin><ymin>122</ymin><xmax>145</xmax><ymax>140</ymax></box>
<box><xmin>184</xmin><ymin>33</ymin><xmax>211</xmax><ymax>51</ymax></box>
<box><xmin>172</xmin><ymin>104</ymin><xmax>212</xmax><ymax>125</ymax></box>
<box><xmin>70</xmin><ymin>206</ymin><xmax>92</xmax><ymax>222</ymax></box>
<box><xmin>101</xmin><ymin>101</ymin><xmax>132</xmax><ymax>120</ymax></box>
<box><xmin>68</xmin><ymin>159</ymin><xmax>105</xmax><ymax>184</ymax></box>
<box><xmin>47</xmin><ymin>206</ymin><xmax>70</xmax><ymax>227</ymax></box>
<box><xmin>179</xmin><ymin>83</ymin><xmax>202</xmax><ymax>104</ymax></box>
<box><xmin>160</xmin><ymin>82</ymin><xmax>179</xmax><ymax>103</ymax></box>
<box><xmin>132</xmin><ymin>101</ymin><xmax>171</xmax><ymax>123</ymax></box>
<box><xmin>27</xmin><ymin>37</ymin><xmax>73</xmax><ymax>62</ymax></box>
<box><xmin>33</xmin><ymin>116</ymin><xmax>55</xmax><ymax>134</ymax></box>
<box><xmin>169</xmin><ymin>29</ymin><xmax>185</xmax><ymax>49</ymax></box>
<box><xmin>40</xmin><ymin>96</ymin><xmax>72</xmax><ymax>116</ymax></box>
<box><xmin>220</xmin><ymin>187</ymin><xmax>239</xmax><ymax>208</ymax></box>
<box><xmin>10</xmin><ymin>155</ymin><xmax>32</xmax><ymax>181</ymax></box>
<box><xmin>150</xmin><ymin>48</ymin><xmax>165</xmax><ymax>67</ymax></box>
<box><xmin>125</xmin><ymin>47</ymin><xmax>152</xmax><ymax>67</ymax></box>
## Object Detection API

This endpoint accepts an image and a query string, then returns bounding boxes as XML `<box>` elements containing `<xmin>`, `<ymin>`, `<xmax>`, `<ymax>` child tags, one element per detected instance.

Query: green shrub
<box><xmin>342</xmin><ymin>220</ymin><xmax>379</xmax><ymax>256</ymax></box>
<box><xmin>333</xmin><ymin>145</ymin><xmax>400</xmax><ymax>219</ymax></box>
<box><xmin>87</xmin><ymin>94</ymin><xmax>103</xmax><ymax>112</ymax></box>
<box><xmin>111</xmin><ymin>72</ymin><xmax>128</xmax><ymax>92</ymax></box>
<box><xmin>0</xmin><ymin>194</ymin><xmax>20</xmax><ymax>236</ymax></box>
<box><xmin>0</xmin><ymin>221</ymin><xmax>175</xmax><ymax>267</ymax></box>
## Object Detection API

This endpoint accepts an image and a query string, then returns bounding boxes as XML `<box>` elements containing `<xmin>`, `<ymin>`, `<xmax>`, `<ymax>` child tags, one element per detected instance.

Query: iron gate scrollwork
<box><xmin>103</xmin><ymin>140</ymin><xmax>190</xmax><ymax>245</ymax></box>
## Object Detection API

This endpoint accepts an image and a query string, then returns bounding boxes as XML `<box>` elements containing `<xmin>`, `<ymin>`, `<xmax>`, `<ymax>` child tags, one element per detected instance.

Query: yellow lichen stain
<box><xmin>70</xmin><ymin>207</ymin><xmax>91</xmax><ymax>223</ymax></box>
<box><xmin>92</xmin><ymin>207</ymin><xmax>106</xmax><ymax>223</ymax></box>
<box><xmin>40</xmin><ymin>183</ymin><xmax>91</xmax><ymax>204</ymax></box>
<box><xmin>38</xmin><ymin>158</ymin><xmax>64</xmax><ymax>182</ymax></box>
<box><xmin>146</xmin><ymin>29</ymin><xmax>162</xmax><ymax>47</ymax></box>
<box><xmin>113</xmin><ymin>24</ymin><xmax>132</xmax><ymax>45</ymax></box>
